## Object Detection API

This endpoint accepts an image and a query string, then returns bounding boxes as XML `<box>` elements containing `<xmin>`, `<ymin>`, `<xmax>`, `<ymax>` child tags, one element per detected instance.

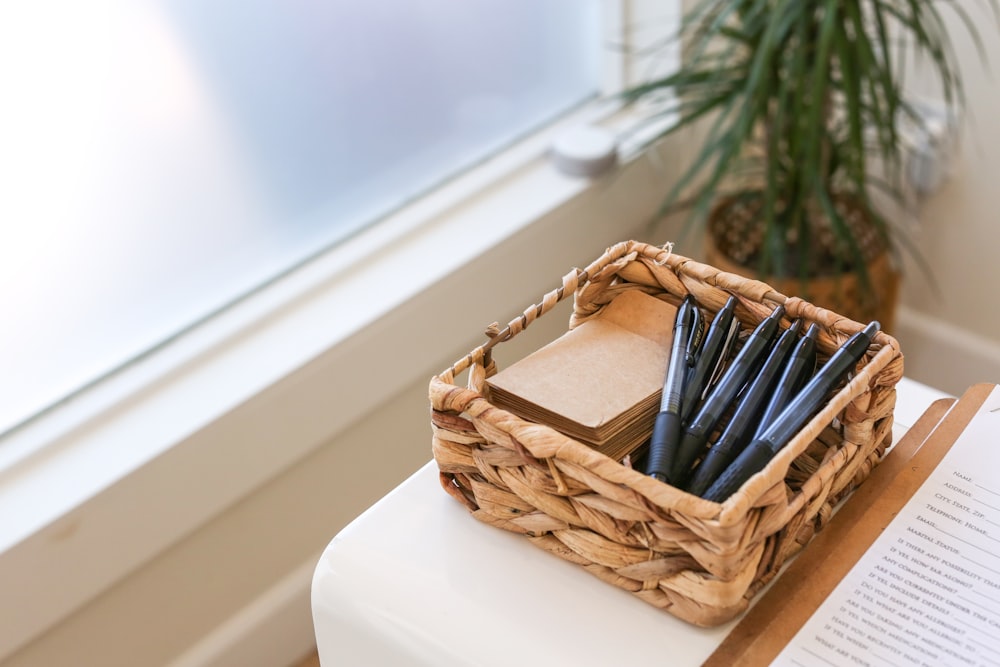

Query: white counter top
<box><xmin>312</xmin><ymin>377</ymin><xmax>950</xmax><ymax>666</ymax></box>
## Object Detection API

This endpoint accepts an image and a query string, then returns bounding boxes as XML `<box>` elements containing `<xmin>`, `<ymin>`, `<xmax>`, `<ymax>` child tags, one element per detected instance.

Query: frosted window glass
<box><xmin>0</xmin><ymin>1</ymin><xmax>602</xmax><ymax>435</ymax></box>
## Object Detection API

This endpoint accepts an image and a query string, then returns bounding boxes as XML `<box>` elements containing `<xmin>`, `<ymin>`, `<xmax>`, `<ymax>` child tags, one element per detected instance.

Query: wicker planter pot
<box><xmin>429</xmin><ymin>241</ymin><xmax>903</xmax><ymax>627</ymax></box>
<box><xmin>705</xmin><ymin>195</ymin><xmax>901</xmax><ymax>333</ymax></box>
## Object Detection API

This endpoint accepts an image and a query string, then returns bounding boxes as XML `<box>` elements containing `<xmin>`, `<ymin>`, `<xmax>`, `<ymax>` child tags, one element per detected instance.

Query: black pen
<box><xmin>701</xmin><ymin>320</ymin><xmax>881</xmax><ymax>503</ymax></box>
<box><xmin>752</xmin><ymin>322</ymin><xmax>819</xmax><ymax>439</ymax></box>
<box><xmin>681</xmin><ymin>296</ymin><xmax>739</xmax><ymax>424</ymax></box>
<box><xmin>645</xmin><ymin>295</ymin><xmax>699</xmax><ymax>483</ymax></box>
<box><xmin>670</xmin><ymin>304</ymin><xmax>786</xmax><ymax>484</ymax></box>
<box><xmin>685</xmin><ymin>319</ymin><xmax>803</xmax><ymax>496</ymax></box>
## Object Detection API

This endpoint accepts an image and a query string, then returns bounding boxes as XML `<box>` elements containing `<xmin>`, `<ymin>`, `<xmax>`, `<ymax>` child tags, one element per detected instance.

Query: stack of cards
<box><xmin>486</xmin><ymin>290</ymin><xmax>677</xmax><ymax>461</ymax></box>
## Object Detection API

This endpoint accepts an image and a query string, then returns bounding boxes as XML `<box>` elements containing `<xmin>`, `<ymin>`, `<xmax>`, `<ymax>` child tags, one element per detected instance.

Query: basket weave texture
<box><xmin>429</xmin><ymin>240</ymin><xmax>903</xmax><ymax>627</ymax></box>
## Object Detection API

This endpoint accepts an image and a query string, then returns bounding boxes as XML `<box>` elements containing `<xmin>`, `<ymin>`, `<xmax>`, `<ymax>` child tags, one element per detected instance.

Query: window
<box><xmin>0</xmin><ymin>0</ymin><xmax>602</xmax><ymax>436</ymax></box>
<box><xmin>0</xmin><ymin>4</ymin><xmax>694</xmax><ymax>661</ymax></box>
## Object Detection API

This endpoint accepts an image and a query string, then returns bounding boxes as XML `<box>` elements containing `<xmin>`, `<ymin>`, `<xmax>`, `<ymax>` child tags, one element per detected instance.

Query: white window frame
<box><xmin>0</xmin><ymin>1</ymin><xmax>687</xmax><ymax>660</ymax></box>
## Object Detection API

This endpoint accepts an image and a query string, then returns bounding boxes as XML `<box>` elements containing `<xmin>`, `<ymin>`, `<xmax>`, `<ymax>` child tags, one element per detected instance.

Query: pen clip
<box><xmin>703</xmin><ymin>317</ymin><xmax>741</xmax><ymax>400</ymax></box>
<box><xmin>685</xmin><ymin>305</ymin><xmax>705</xmax><ymax>367</ymax></box>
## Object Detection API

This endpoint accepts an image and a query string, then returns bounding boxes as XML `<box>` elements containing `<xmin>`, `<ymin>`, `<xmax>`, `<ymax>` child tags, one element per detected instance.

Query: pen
<box><xmin>670</xmin><ymin>304</ymin><xmax>786</xmax><ymax>484</ymax></box>
<box><xmin>752</xmin><ymin>322</ymin><xmax>819</xmax><ymax>439</ymax></box>
<box><xmin>685</xmin><ymin>318</ymin><xmax>803</xmax><ymax>496</ymax></box>
<box><xmin>645</xmin><ymin>295</ymin><xmax>699</xmax><ymax>483</ymax></box>
<box><xmin>701</xmin><ymin>320</ymin><xmax>881</xmax><ymax>503</ymax></box>
<box><xmin>681</xmin><ymin>296</ymin><xmax>739</xmax><ymax>424</ymax></box>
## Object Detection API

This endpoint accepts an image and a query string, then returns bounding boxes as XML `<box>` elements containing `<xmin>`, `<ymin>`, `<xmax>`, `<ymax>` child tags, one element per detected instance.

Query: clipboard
<box><xmin>704</xmin><ymin>383</ymin><xmax>997</xmax><ymax>666</ymax></box>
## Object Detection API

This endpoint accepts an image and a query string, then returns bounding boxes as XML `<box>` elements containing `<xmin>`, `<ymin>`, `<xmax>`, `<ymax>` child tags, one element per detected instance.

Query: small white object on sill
<box><xmin>548</xmin><ymin>124</ymin><xmax>619</xmax><ymax>178</ymax></box>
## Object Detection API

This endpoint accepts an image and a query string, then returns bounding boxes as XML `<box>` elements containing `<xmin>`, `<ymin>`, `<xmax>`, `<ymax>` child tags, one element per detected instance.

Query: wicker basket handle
<box><xmin>435</xmin><ymin>241</ymin><xmax>681</xmax><ymax>393</ymax></box>
<box><xmin>483</xmin><ymin>266</ymin><xmax>581</xmax><ymax>353</ymax></box>
<box><xmin>434</xmin><ymin>242</ymin><xmax>655</xmax><ymax>390</ymax></box>
<box><xmin>481</xmin><ymin>241</ymin><xmax>654</xmax><ymax>355</ymax></box>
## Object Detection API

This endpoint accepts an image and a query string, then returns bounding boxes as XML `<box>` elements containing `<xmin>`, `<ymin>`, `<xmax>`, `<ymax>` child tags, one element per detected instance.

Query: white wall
<box><xmin>893</xmin><ymin>2</ymin><xmax>1000</xmax><ymax>396</ymax></box>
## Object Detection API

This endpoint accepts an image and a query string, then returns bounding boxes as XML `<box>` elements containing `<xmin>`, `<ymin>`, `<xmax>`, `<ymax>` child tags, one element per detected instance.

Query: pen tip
<box><xmin>863</xmin><ymin>321</ymin><xmax>881</xmax><ymax>337</ymax></box>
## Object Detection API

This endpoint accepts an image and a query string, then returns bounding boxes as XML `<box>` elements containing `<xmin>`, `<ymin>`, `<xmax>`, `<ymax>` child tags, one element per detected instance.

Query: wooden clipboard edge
<box><xmin>702</xmin><ymin>386</ymin><xmax>996</xmax><ymax>667</ymax></box>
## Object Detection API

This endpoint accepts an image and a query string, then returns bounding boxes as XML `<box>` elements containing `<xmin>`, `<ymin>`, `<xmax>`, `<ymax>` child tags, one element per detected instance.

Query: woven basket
<box><xmin>429</xmin><ymin>240</ymin><xmax>903</xmax><ymax>627</ymax></box>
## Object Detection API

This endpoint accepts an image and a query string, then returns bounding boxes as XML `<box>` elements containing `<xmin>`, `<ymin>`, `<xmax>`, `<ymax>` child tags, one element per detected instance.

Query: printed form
<box><xmin>774</xmin><ymin>386</ymin><xmax>1000</xmax><ymax>667</ymax></box>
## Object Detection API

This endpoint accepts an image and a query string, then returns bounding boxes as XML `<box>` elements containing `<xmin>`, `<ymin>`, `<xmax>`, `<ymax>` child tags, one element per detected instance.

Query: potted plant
<box><xmin>624</xmin><ymin>0</ymin><xmax>996</xmax><ymax>330</ymax></box>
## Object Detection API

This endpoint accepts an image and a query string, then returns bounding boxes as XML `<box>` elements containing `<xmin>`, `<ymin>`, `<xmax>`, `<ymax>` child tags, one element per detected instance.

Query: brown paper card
<box><xmin>486</xmin><ymin>290</ymin><xmax>677</xmax><ymax>456</ymax></box>
<box><xmin>703</xmin><ymin>385</ymin><xmax>1000</xmax><ymax>667</ymax></box>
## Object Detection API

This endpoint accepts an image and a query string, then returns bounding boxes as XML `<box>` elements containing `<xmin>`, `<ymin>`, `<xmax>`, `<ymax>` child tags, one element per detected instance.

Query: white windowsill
<box><xmin>0</xmin><ymin>95</ymin><xmax>680</xmax><ymax>659</ymax></box>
